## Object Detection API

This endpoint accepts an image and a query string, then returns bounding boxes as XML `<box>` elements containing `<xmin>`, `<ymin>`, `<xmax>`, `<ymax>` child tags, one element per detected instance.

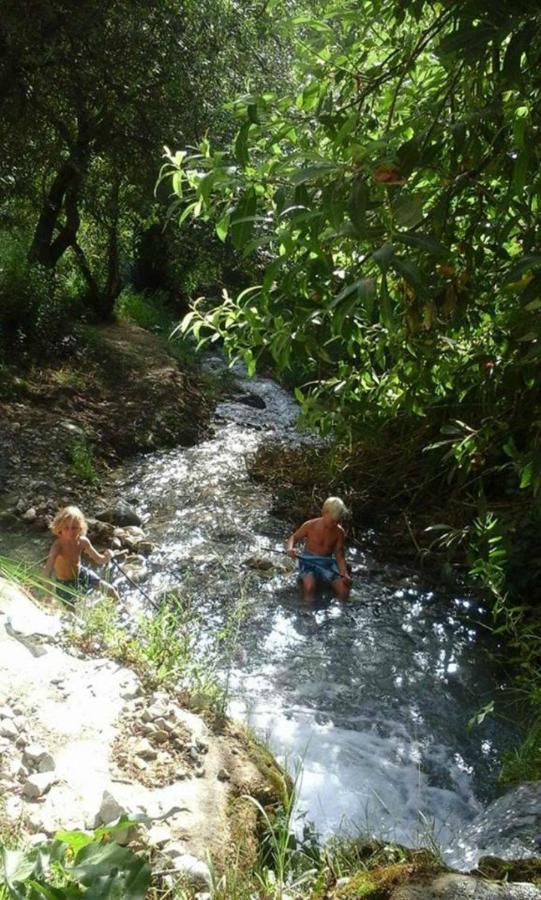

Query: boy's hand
<box><xmin>103</xmin><ymin>549</ymin><xmax>114</xmax><ymax>564</ymax></box>
<box><xmin>341</xmin><ymin>572</ymin><xmax>352</xmax><ymax>585</ymax></box>
<box><xmin>286</xmin><ymin>548</ymin><xmax>298</xmax><ymax>559</ymax></box>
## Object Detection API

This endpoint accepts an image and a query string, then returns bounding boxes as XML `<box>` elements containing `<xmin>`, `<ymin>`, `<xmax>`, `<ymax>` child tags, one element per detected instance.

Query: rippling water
<box><xmin>106</xmin><ymin>364</ymin><xmax>521</xmax><ymax>867</ymax></box>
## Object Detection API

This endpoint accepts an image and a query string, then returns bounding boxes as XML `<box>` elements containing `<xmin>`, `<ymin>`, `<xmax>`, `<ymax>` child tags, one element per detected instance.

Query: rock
<box><xmin>21</xmin><ymin>507</ymin><xmax>36</xmax><ymax>522</ymax></box>
<box><xmin>0</xmin><ymin>718</ymin><xmax>18</xmax><ymax>739</ymax></box>
<box><xmin>142</xmin><ymin>703</ymin><xmax>169</xmax><ymax>722</ymax></box>
<box><xmin>137</xmin><ymin>541</ymin><xmax>154</xmax><ymax>556</ymax></box>
<box><xmin>163</xmin><ymin>850</ymin><xmax>212</xmax><ymax>889</ymax></box>
<box><xmin>146</xmin><ymin>824</ymin><xmax>171</xmax><ymax>847</ymax></box>
<box><xmin>96</xmin><ymin>502</ymin><xmax>142</xmax><ymax>527</ymax></box>
<box><xmin>22</xmin><ymin>772</ymin><xmax>56</xmax><ymax>800</ymax></box>
<box><xmin>217</xmin><ymin>767</ymin><xmax>230</xmax><ymax>782</ymax></box>
<box><xmin>95</xmin><ymin>790</ymin><xmax>127</xmax><ymax>826</ymax></box>
<box><xmin>0</xmin><ymin>705</ymin><xmax>13</xmax><ymax>718</ymax></box>
<box><xmin>392</xmin><ymin>874</ymin><xmax>541</xmax><ymax>899</ymax></box>
<box><xmin>23</xmin><ymin>744</ymin><xmax>56</xmax><ymax>773</ymax></box>
<box><xmin>132</xmin><ymin>738</ymin><xmax>157</xmax><ymax>760</ymax></box>
<box><xmin>153</xmin><ymin>730</ymin><xmax>169</xmax><ymax>744</ymax></box>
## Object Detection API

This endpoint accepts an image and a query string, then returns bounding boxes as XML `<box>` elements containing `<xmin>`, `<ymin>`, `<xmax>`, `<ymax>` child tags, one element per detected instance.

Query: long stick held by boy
<box><xmin>286</xmin><ymin>496</ymin><xmax>351</xmax><ymax>602</ymax></box>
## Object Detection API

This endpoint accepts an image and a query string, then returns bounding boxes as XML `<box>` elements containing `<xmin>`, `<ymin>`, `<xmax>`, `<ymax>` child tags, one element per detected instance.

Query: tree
<box><xmin>166</xmin><ymin>0</ymin><xmax>541</xmax><ymax>490</ymax></box>
<box><xmin>0</xmin><ymin>0</ymin><xmax>285</xmax><ymax>317</ymax></box>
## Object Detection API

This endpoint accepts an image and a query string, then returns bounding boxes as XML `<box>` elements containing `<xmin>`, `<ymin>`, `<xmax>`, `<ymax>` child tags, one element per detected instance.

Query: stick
<box><xmin>110</xmin><ymin>558</ymin><xmax>161</xmax><ymax>610</ymax></box>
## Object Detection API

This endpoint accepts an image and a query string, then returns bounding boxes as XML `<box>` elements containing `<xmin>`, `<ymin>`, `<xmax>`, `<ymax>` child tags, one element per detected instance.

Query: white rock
<box><xmin>24</xmin><ymin>744</ymin><xmax>55</xmax><ymax>773</ymax></box>
<box><xmin>132</xmin><ymin>738</ymin><xmax>157</xmax><ymax>760</ymax></box>
<box><xmin>0</xmin><ymin>719</ymin><xmax>18</xmax><ymax>739</ymax></box>
<box><xmin>95</xmin><ymin>790</ymin><xmax>127</xmax><ymax>826</ymax></box>
<box><xmin>22</xmin><ymin>507</ymin><xmax>37</xmax><ymax>522</ymax></box>
<box><xmin>166</xmin><ymin>853</ymin><xmax>212</xmax><ymax>889</ymax></box>
<box><xmin>0</xmin><ymin>705</ymin><xmax>13</xmax><ymax>718</ymax></box>
<box><xmin>142</xmin><ymin>703</ymin><xmax>168</xmax><ymax>722</ymax></box>
<box><xmin>147</xmin><ymin>824</ymin><xmax>171</xmax><ymax>847</ymax></box>
<box><xmin>22</xmin><ymin>772</ymin><xmax>56</xmax><ymax>800</ymax></box>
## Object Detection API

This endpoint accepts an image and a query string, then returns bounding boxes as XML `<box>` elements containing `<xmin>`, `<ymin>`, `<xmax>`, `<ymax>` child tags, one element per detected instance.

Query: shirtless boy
<box><xmin>43</xmin><ymin>505</ymin><xmax>120</xmax><ymax>604</ymax></box>
<box><xmin>286</xmin><ymin>496</ymin><xmax>351</xmax><ymax>601</ymax></box>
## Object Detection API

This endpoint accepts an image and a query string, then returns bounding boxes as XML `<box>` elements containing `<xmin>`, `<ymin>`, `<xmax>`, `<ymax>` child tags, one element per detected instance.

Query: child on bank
<box><xmin>286</xmin><ymin>496</ymin><xmax>352</xmax><ymax>602</ymax></box>
<box><xmin>43</xmin><ymin>505</ymin><xmax>120</xmax><ymax>604</ymax></box>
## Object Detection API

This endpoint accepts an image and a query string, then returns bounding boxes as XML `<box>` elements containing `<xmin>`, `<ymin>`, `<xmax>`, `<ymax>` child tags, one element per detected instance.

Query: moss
<box><xmin>331</xmin><ymin>846</ymin><xmax>446</xmax><ymax>899</ymax></box>
<box><xmin>475</xmin><ymin>856</ymin><xmax>541</xmax><ymax>886</ymax></box>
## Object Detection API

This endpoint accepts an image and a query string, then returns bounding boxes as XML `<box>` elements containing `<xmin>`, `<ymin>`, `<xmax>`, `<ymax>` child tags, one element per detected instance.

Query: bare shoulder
<box><xmin>79</xmin><ymin>536</ymin><xmax>92</xmax><ymax>550</ymax></box>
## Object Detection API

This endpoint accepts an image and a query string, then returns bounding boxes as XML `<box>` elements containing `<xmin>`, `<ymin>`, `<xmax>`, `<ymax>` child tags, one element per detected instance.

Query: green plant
<box><xmin>0</xmin><ymin>826</ymin><xmax>150</xmax><ymax>899</ymax></box>
<box><xmin>115</xmin><ymin>287</ymin><xmax>173</xmax><ymax>333</ymax></box>
<box><xmin>69</xmin><ymin>438</ymin><xmax>99</xmax><ymax>485</ymax></box>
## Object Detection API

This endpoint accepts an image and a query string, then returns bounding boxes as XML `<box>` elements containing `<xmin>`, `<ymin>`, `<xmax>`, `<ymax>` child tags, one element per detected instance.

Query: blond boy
<box><xmin>44</xmin><ymin>505</ymin><xmax>120</xmax><ymax>604</ymax></box>
<box><xmin>286</xmin><ymin>497</ymin><xmax>351</xmax><ymax>602</ymax></box>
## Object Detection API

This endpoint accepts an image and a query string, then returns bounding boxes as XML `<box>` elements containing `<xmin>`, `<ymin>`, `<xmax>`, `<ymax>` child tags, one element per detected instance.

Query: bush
<box><xmin>114</xmin><ymin>287</ymin><xmax>173</xmax><ymax>333</ymax></box>
<box><xmin>0</xmin><ymin>231</ymin><xmax>72</xmax><ymax>362</ymax></box>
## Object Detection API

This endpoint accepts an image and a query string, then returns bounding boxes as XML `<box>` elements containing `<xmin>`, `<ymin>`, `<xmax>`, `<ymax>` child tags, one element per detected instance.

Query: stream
<box><xmin>106</xmin><ymin>360</ymin><xmax>524</xmax><ymax>869</ymax></box>
<box><xmin>1</xmin><ymin>360</ymin><xmax>532</xmax><ymax>868</ymax></box>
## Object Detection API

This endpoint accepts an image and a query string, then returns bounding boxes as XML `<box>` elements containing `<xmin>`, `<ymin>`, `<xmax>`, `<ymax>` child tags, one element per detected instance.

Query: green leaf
<box><xmin>394</xmin><ymin>232</ymin><xmax>449</xmax><ymax>257</ymax></box>
<box><xmin>348</xmin><ymin>178</ymin><xmax>368</xmax><ymax>234</ymax></box>
<box><xmin>289</xmin><ymin>163</ymin><xmax>341</xmax><ymax>186</ymax></box>
<box><xmin>502</xmin><ymin>27</ymin><xmax>529</xmax><ymax>85</ymax></box>
<box><xmin>230</xmin><ymin>190</ymin><xmax>257</xmax><ymax>249</ymax></box>
<box><xmin>216</xmin><ymin>214</ymin><xmax>229</xmax><ymax>242</ymax></box>
<box><xmin>372</xmin><ymin>242</ymin><xmax>395</xmax><ymax>272</ymax></box>
<box><xmin>392</xmin><ymin>256</ymin><xmax>426</xmax><ymax>296</ymax></box>
<box><xmin>330</xmin><ymin>277</ymin><xmax>376</xmax><ymax>308</ymax></box>
<box><xmin>505</xmin><ymin>255</ymin><xmax>541</xmax><ymax>283</ymax></box>
<box><xmin>393</xmin><ymin>193</ymin><xmax>424</xmax><ymax>228</ymax></box>
<box><xmin>234</xmin><ymin>123</ymin><xmax>251</xmax><ymax>168</ymax></box>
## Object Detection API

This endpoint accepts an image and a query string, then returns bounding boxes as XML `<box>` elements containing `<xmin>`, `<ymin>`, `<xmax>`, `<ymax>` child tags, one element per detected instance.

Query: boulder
<box><xmin>96</xmin><ymin>502</ymin><xmax>142</xmax><ymax>527</ymax></box>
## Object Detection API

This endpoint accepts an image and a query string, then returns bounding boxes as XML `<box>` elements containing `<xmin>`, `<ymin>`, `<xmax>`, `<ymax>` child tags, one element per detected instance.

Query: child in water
<box><xmin>43</xmin><ymin>505</ymin><xmax>120</xmax><ymax>604</ymax></box>
<box><xmin>286</xmin><ymin>496</ymin><xmax>351</xmax><ymax>601</ymax></box>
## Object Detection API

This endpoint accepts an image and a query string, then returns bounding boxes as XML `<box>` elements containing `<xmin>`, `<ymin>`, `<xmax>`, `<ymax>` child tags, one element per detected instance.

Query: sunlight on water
<box><xmin>1</xmin><ymin>363</ymin><xmax>527</xmax><ymax>867</ymax></box>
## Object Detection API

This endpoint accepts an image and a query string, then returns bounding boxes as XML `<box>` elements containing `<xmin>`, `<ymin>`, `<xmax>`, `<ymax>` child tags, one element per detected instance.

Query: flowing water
<box><xmin>1</xmin><ymin>361</ymin><xmax>531</xmax><ymax>867</ymax></box>
<box><xmin>106</xmin><ymin>361</ymin><xmax>524</xmax><ymax>868</ymax></box>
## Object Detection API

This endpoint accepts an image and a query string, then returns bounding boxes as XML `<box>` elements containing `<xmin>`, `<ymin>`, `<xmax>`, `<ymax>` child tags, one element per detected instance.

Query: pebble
<box><xmin>0</xmin><ymin>719</ymin><xmax>18</xmax><ymax>740</ymax></box>
<box><xmin>217</xmin><ymin>767</ymin><xmax>230</xmax><ymax>782</ymax></box>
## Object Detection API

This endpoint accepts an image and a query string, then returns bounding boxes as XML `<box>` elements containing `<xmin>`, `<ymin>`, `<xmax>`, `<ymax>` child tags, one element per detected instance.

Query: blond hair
<box><xmin>50</xmin><ymin>505</ymin><xmax>88</xmax><ymax>537</ymax></box>
<box><xmin>322</xmin><ymin>496</ymin><xmax>348</xmax><ymax>522</ymax></box>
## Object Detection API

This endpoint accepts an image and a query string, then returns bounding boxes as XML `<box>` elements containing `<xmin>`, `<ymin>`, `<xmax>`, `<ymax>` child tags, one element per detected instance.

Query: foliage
<box><xmin>115</xmin><ymin>287</ymin><xmax>173</xmax><ymax>333</ymax></box>
<box><xmin>0</xmin><ymin>827</ymin><xmax>150</xmax><ymax>900</ymax></box>
<box><xmin>0</xmin><ymin>0</ymin><xmax>293</xmax><ymax>319</ymax></box>
<box><xmin>0</xmin><ymin>232</ymin><xmax>72</xmax><ymax>361</ymax></box>
<box><xmin>69</xmin><ymin>438</ymin><xmax>99</xmax><ymax>485</ymax></box>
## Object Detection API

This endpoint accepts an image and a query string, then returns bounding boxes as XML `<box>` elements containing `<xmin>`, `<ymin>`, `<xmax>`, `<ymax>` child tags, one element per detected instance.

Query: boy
<box><xmin>286</xmin><ymin>496</ymin><xmax>351</xmax><ymax>602</ymax></box>
<box><xmin>43</xmin><ymin>505</ymin><xmax>120</xmax><ymax>604</ymax></box>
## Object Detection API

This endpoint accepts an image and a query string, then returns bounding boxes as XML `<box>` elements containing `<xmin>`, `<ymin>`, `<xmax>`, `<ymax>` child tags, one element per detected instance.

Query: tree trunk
<box><xmin>28</xmin><ymin>140</ymin><xmax>90</xmax><ymax>268</ymax></box>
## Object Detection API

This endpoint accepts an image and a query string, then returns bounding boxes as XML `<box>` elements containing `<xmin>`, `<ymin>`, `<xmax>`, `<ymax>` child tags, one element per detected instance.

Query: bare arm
<box><xmin>286</xmin><ymin>521</ymin><xmax>309</xmax><ymax>558</ymax></box>
<box><xmin>335</xmin><ymin>527</ymin><xmax>350</xmax><ymax>581</ymax></box>
<box><xmin>43</xmin><ymin>541</ymin><xmax>59</xmax><ymax>579</ymax></box>
<box><xmin>81</xmin><ymin>537</ymin><xmax>113</xmax><ymax>566</ymax></box>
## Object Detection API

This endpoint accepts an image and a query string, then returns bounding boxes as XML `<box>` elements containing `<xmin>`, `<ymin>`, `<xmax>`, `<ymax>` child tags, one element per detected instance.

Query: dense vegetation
<box><xmin>0</xmin><ymin>0</ymin><xmax>284</xmax><ymax>356</ymax></box>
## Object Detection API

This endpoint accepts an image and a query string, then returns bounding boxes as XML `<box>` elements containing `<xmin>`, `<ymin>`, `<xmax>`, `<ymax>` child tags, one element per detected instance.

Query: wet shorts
<box><xmin>298</xmin><ymin>551</ymin><xmax>341</xmax><ymax>584</ymax></box>
<box><xmin>55</xmin><ymin>565</ymin><xmax>101</xmax><ymax>604</ymax></box>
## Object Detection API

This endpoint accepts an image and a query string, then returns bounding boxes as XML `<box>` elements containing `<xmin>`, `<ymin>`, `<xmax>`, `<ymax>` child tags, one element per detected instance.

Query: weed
<box><xmin>69</xmin><ymin>437</ymin><xmax>99</xmax><ymax>485</ymax></box>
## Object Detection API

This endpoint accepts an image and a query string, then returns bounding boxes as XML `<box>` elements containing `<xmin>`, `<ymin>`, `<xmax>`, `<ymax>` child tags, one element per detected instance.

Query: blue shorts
<box><xmin>55</xmin><ymin>565</ymin><xmax>101</xmax><ymax>604</ymax></box>
<box><xmin>298</xmin><ymin>551</ymin><xmax>341</xmax><ymax>584</ymax></box>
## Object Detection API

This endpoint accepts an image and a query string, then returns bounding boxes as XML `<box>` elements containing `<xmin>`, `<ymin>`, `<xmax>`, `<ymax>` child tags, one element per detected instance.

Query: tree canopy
<box><xmin>167</xmin><ymin>0</ymin><xmax>541</xmax><ymax>496</ymax></box>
